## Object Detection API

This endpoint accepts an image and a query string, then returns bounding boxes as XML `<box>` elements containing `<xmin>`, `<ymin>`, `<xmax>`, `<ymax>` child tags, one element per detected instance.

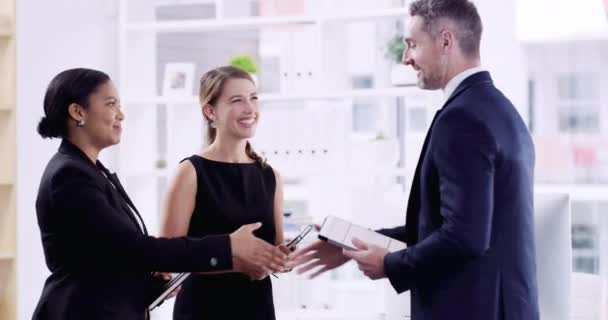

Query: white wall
<box><xmin>16</xmin><ymin>1</ymin><xmax>118</xmax><ymax>318</ymax></box>
<box><xmin>517</xmin><ymin>0</ymin><xmax>608</xmax><ymax>42</ymax></box>
<box><xmin>476</xmin><ymin>0</ymin><xmax>528</xmax><ymax>123</ymax></box>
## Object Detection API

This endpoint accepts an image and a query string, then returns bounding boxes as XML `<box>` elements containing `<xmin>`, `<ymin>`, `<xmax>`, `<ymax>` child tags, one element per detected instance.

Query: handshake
<box><xmin>229</xmin><ymin>217</ymin><xmax>400</xmax><ymax>281</ymax></box>
<box><xmin>229</xmin><ymin>222</ymin><xmax>297</xmax><ymax>280</ymax></box>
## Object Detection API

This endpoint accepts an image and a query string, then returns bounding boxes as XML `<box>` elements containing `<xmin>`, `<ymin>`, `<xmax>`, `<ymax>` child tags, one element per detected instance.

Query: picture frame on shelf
<box><xmin>162</xmin><ymin>62</ymin><xmax>195</xmax><ymax>97</ymax></box>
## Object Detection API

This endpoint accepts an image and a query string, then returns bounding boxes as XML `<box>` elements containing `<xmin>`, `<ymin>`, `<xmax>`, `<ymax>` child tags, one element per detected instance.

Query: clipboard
<box><xmin>148</xmin><ymin>272</ymin><xmax>191</xmax><ymax>311</ymax></box>
<box><xmin>318</xmin><ymin>215</ymin><xmax>406</xmax><ymax>252</ymax></box>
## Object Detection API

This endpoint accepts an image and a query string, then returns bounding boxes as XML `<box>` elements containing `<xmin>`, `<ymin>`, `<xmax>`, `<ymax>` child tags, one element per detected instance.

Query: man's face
<box><xmin>402</xmin><ymin>16</ymin><xmax>447</xmax><ymax>90</ymax></box>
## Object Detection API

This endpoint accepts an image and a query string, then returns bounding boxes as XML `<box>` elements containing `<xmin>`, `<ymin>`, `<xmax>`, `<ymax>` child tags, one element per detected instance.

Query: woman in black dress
<box><xmin>161</xmin><ymin>66</ymin><xmax>289</xmax><ymax>320</ymax></box>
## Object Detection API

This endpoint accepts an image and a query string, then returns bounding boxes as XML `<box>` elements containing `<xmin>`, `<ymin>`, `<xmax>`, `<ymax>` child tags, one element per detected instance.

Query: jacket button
<box><xmin>210</xmin><ymin>257</ymin><xmax>218</xmax><ymax>267</ymax></box>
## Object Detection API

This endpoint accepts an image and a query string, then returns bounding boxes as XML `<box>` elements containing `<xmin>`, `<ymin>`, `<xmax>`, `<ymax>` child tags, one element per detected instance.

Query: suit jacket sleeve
<box><xmin>383</xmin><ymin>109</ymin><xmax>498</xmax><ymax>293</ymax></box>
<box><xmin>376</xmin><ymin>226</ymin><xmax>407</xmax><ymax>242</ymax></box>
<box><xmin>50</xmin><ymin>165</ymin><xmax>232</xmax><ymax>273</ymax></box>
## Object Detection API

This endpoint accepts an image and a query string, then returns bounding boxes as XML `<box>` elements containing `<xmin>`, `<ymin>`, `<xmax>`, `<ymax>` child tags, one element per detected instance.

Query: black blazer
<box><xmin>32</xmin><ymin>140</ymin><xmax>232</xmax><ymax>320</ymax></box>
<box><xmin>379</xmin><ymin>72</ymin><xmax>539</xmax><ymax>320</ymax></box>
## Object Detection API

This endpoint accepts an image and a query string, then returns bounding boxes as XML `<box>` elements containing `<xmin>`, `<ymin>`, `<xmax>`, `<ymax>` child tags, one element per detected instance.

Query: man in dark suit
<box><xmin>291</xmin><ymin>1</ymin><xmax>539</xmax><ymax>319</ymax></box>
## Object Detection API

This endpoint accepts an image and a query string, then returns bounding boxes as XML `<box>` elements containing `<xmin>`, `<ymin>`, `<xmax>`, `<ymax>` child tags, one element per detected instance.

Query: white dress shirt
<box><xmin>443</xmin><ymin>66</ymin><xmax>486</xmax><ymax>100</ymax></box>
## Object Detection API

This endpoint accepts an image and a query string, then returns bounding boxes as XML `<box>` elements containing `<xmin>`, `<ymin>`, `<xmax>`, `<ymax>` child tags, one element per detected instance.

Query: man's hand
<box><xmin>272</xmin><ymin>244</ymin><xmax>293</xmax><ymax>275</ymax></box>
<box><xmin>277</xmin><ymin>243</ymin><xmax>291</xmax><ymax>256</ymax></box>
<box><xmin>288</xmin><ymin>239</ymin><xmax>350</xmax><ymax>279</ymax></box>
<box><xmin>342</xmin><ymin>238</ymin><xmax>388</xmax><ymax>280</ymax></box>
<box><xmin>230</xmin><ymin>223</ymin><xmax>288</xmax><ymax>280</ymax></box>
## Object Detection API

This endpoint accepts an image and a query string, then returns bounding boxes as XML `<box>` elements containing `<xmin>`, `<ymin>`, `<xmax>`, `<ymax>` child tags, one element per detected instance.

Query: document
<box><xmin>318</xmin><ymin>215</ymin><xmax>406</xmax><ymax>252</ymax></box>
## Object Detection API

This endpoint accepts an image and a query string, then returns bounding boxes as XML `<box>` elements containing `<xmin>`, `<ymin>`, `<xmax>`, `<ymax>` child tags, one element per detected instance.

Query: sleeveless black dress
<box><xmin>173</xmin><ymin>155</ymin><xmax>277</xmax><ymax>320</ymax></box>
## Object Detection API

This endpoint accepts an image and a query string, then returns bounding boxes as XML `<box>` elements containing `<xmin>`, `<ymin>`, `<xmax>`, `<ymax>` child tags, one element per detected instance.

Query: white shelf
<box><xmin>124</xmin><ymin>86</ymin><xmax>421</xmax><ymax>106</ymax></box>
<box><xmin>123</xmin><ymin>96</ymin><xmax>197</xmax><ymax>105</ymax></box>
<box><xmin>254</xmin><ymin>168</ymin><xmax>408</xmax><ymax>181</ymax></box>
<box><xmin>121</xmin><ymin>167</ymin><xmax>408</xmax><ymax>181</ymax></box>
<box><xmin>535</xmin><ymin>183</ymin><xmax>608</xmax><ymax>202</ymax></box>
<box><xmin>124</xmin><ymin>7</ymin><xmax>408</xmax><ymax>33</ymax></box>
<box><xmin>573</xmin><ymin>249</ymin><xmax>599</xmax><ymax>256</ymax></box>
<box><xmin>262</xmin><ymin>87</ymin><xmax>419</xmax><ymax>102</ymax></box>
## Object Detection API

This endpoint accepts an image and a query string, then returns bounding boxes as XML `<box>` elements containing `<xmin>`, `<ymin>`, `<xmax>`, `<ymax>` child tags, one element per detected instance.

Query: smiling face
<box><xmin>402</xmin><ymin>15</ymin><xmax>448</xmax><ymax>90</ymax></box>
<box><xmin>76</xmin><ymin>80</ymin><xmax>124</xmax><ymax>149</ymax></box>
<box><xmin>204</xmin><ymin>78</ymin><xmax>259</xmax><ymax>141</ymax></box>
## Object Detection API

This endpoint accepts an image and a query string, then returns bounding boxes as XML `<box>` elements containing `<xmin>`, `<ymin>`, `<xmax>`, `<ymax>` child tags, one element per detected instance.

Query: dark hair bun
<box><xmin>37</xmin><ymin>116</ymin><xmax>56</xmax><ymax>139</ymax></box>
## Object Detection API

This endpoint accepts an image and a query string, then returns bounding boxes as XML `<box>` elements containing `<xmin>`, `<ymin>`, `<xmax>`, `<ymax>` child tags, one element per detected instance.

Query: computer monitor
<box><xmin>534</xmin><ymin>192</ymin><xmax>572</xmax><ymax>320</ymax></box>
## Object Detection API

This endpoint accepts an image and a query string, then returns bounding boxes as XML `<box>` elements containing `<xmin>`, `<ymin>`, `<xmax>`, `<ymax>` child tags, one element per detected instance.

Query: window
<box><xmin>351</xmin><ymin>75</ymin><xmax>376</xmax><ymax>133</ymax></box>
<box><xmin>571</xmin><ymin>201</ymin><xmax>604</xmax><ymax>274</ymax></box>
<box><xmin>556</xmin><ymin>73</ymin><xmax>600</xmax><ymax>133</ymax></box>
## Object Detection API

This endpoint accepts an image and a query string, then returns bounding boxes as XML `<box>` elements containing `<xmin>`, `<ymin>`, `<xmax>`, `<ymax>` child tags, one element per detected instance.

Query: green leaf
<box><xmin>228</xmin><ymin>55</ymin><xmax>259</xmax><ymax>73</ymax></box>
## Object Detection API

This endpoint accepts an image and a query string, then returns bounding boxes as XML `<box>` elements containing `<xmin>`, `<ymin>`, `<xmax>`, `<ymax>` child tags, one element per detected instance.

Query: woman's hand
<box><xmin>230</xmin><ymin>223</ymin><xmax>288</xmax><ymax>280</ymax></box>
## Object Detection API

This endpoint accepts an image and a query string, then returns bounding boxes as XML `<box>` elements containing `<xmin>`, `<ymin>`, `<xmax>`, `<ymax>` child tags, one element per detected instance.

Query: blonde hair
<box><xmin>199</xmin><ymin>66</ymin><xmax>266</xmax><ymax>167</ymax></box>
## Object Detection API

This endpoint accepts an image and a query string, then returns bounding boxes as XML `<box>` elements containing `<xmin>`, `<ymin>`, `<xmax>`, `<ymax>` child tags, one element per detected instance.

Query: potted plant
<box><xmin>385</xmin><ymin>34</ymin><xmax>415</xmax><ymax>86</ymax></box>
<box><xmin>228</xmin><ymin>55</ymin><xmax>259</xmax><ymax>85</ymax></box>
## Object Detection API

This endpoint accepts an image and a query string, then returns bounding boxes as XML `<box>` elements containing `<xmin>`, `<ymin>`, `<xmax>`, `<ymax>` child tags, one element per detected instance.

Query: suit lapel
<box><xmin>106</xmin><ymin>181</ymin><xmax>146</xmax><ymax>234</ymax></box>
<box><xmin>97</xmin><ymin>162</ymin><xmax>148</xmax><ymax>235</ymax></box>
<box><xmin>404</xmin><ymin>71</ymin><xmax>493</xmax><ymax>243</ymax></box>
<box><xmin>404</xmin><ymin>109</ymin><xmax>441</xmax><ymax>243</ymax></box>
<box><xmin>109</xmin><ymin>173</ymin><xmax>149</xmax><ymax>235</ymax></box>
<box><xmin>58</xmin><ymin>139</ymin><xmax>148</xmax><ymax>235</ymax></box>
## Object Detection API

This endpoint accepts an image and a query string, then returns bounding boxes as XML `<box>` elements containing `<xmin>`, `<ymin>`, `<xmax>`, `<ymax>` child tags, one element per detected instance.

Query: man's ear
<box><xmin>441</xmin><ymin>29</ymin><xmax>455</xmax><ymax>53</ymax></box>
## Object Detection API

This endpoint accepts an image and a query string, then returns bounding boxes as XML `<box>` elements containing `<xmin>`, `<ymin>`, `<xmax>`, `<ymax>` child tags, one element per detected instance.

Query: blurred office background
<box><xmin>1</xmin><ymin>0</ymin><xmax>608</xmax><ymax>319</ymax></box>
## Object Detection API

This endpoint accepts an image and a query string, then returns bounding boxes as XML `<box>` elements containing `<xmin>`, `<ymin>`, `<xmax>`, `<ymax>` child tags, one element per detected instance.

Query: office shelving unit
<box><xmin>115</xmin><ymin>0</ymin><xmax>427</xmax><ymax>228</ymax></box>
<box><xmin>117</xmin><ymin>1</ymin><xmax>429</xmax><ymax>318</ymax></box>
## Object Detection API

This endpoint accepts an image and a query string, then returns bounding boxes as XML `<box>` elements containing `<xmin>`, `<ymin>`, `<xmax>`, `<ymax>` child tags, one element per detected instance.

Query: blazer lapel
<box><xmin>97</xmin><ymin>163</ymin><xmax>148</xmax><ymax>235</ymax></box>
<box><xmin>404</xmin><ymin>109</ymin><xmax>441</xmax><ymax>244</ymax></box>
<box><xmin>58</xmin><ymin>139</ymin><xmax>149</xmax><ymax>235</ymax></box>
<box><xmin>110</xmin><ymin>173</ymin><xmax>148</xmax><ymax>235</ymax></box>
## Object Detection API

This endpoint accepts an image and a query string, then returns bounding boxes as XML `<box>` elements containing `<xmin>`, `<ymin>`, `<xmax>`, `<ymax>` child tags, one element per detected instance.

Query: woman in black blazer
<box><xmin>32</xmin><ymin>68</ymin><xmax>287</xmax><ymax>320</ymax></box>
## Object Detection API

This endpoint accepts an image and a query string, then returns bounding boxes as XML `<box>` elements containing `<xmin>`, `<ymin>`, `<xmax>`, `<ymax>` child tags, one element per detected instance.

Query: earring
<box><xmin>77</xmin><ymin>119</ymin><xmax>85</xmax><ymax>127</ymax></box>
<box><xmin>210</xmin><ymin>121</ymin><xmax>216</xmax><ymax>128</ymax></box>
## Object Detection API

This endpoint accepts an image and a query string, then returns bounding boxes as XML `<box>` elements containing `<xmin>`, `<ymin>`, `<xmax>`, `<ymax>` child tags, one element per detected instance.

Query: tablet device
<box><xmin>148</xmin><ymin>272</ymin><xmax>190</xmax><ymax>311</ymax></box>
<box><xmin>318</xmin><ymin>215</ymin><xmax>406</xmax><ymax>252</ymax></box>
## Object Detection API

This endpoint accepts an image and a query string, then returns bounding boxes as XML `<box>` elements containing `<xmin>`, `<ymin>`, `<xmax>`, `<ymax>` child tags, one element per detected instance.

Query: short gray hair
<box><xmin>409</xmin><ymin>0</ymin><xmax>482</xmax><ymax>57</ymax></box>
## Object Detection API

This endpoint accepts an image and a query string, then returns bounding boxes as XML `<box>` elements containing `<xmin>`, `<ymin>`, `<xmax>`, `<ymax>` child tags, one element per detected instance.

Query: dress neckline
<box><xmin>193</xmin><ymin>154</ymin><xmax>257</xmax><ymax>166</ymax></box>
